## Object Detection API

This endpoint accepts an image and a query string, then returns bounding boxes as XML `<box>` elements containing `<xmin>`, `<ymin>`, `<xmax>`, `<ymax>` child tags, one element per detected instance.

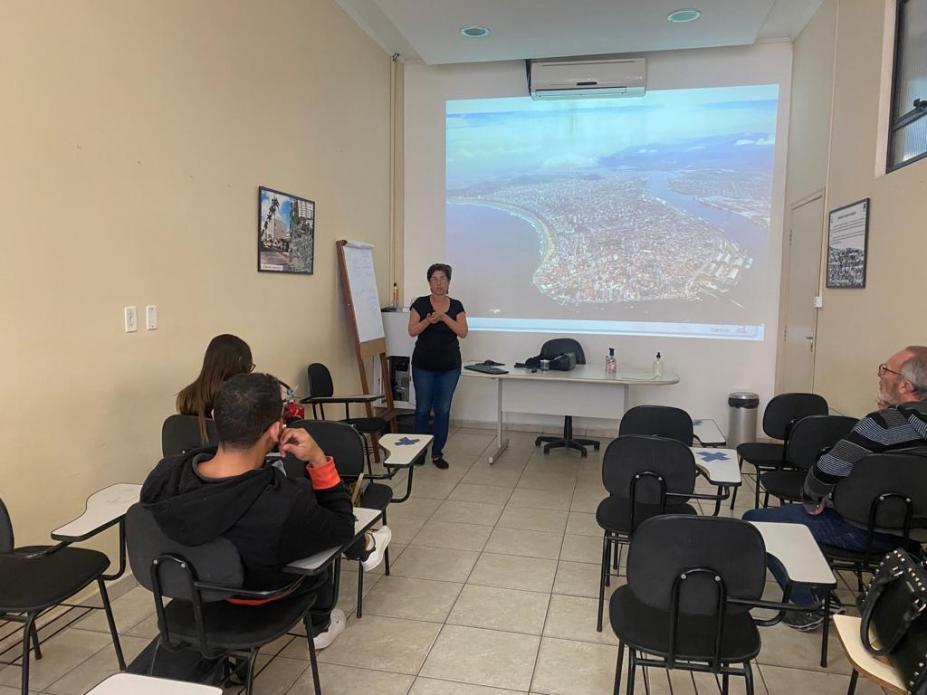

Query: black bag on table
<box><xmin>858</xmin><ymin>548</ymin><xmax>927</xmax><ymax>694</ymax></box>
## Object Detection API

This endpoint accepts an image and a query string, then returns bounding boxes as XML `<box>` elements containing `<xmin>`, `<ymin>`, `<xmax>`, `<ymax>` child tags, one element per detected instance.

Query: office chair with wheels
<box><xmin>610</xmin><ymin>515</ymin><xmax>791</xmax><ymax>695</ymax></box>
<box><xmin>161</xmin><ymin>415</ymin><xmax>219</xmax><ymax>457</ymax></box>
<box><xmin>126</xmin><ymin>504</ymin><xmax>322</xmax><ymax>695</ymax></box>
<box><xmin>757</xmin><ymin>414</ymin><xmax>857</xmax><ymax>507</ymax></box>
<box><xmin>0</xmin><ymin>497</ymin><xmax>125</xmax><ymax>695</ymax></box>
<box><xmin>301</xmin><ymin>363</ymin><xmax>389</xmax><ymax>470</ymax></box>
<box><xmin>734</xmin><ymin>392</ymin><xmax>828</xmax><ymax>508</ymax></box>
<box><xmin>534</xmin><ymin>338</ymin><xmax>600</xmax><ymax>456</ymax></box>
<box><xmin>618</xmin><ymin>405</ymin><xmax>694</xmax><ymax>445</ymax></box>
<box><xmin>821</xmin><ymin>450</ymin><xmax>927</xmax><ymax>593</ymax></box>
<box><xmin>288</xmin><ymin>419</ymin><xmax>393</xmax><ymax>616</ymax></box>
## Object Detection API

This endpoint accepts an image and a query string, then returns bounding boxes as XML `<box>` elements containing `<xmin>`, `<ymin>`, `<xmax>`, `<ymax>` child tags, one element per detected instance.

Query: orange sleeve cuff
<box><xmin>306</xmin><ymin>457</ymin><xmax>341</xmax><ymax>490</ymax></box>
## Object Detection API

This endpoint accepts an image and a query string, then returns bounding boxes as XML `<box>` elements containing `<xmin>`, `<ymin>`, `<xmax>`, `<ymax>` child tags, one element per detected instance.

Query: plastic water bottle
<box><xmin>653</xmin><ymin>352</ymin><xmax>664</xmax><ymax>378</ymax></box>
<box><xmin>606</xmin><ymin>347</ymin><xmax>617</xmax><ymax>376</ymax></box>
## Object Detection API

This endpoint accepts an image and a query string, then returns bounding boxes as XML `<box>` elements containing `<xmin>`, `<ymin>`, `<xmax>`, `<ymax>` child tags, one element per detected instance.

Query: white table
<box><xmin>463</xmin><ymin>365</ymin><xmax>679</xmax><ymax>463</ymax></box>
<box><xmin>87</xmin><ymin>673</ymin><xmax>222</xmax><ymax>694</ymax></box>
<box><xmin>377</xmin><ymin>433</ymin><xmax>433</xmax><ymax>502</ymax></box>
<box><xmin>51</xmin><ymin>483</ymin><xmax>142</xmax><ymax>542</ymax></box>
<box><xmin>690</xmin><ymin>447</ymin><xmax>741</xmax><ymax>485</ymax></box>
<box><xmin>834</xmin><ymin>615</ymin><xmax>906</xmax><ymax>694</ymax></box>
<box><xmin>693</xmin><ymin>418</ymin><xmax>726</xmax><ymax>447</ymax></box>
<box><xmin>750</xmin><ymin>520</ymin><xmax>838</xmax><ymax>667</ymax></box>
<box><xmin>285</xmin><ymin>507</ymin><xmax>383</xmax><ymax>574</ymax></box>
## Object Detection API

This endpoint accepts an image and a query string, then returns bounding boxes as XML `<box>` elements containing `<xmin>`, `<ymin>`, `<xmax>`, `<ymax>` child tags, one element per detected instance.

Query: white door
<box><xmin>780</xmin><ymin>194</ymin><xmax>824</xmax><ymax>392</ymax></box>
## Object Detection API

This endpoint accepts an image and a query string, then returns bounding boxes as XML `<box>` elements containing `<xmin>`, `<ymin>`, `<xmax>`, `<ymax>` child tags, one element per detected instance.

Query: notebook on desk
<box><xmin>465</xmin><ymin>364</ymin><xmax>509</xmax><ymax>375</ymax></box>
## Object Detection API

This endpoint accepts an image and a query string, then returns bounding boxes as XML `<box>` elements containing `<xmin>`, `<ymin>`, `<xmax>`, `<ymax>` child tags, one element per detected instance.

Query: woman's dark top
<box><xmin>411</xmin><ymin>296</ymin><xmax>465</xmax><ymax>372</ymax></box>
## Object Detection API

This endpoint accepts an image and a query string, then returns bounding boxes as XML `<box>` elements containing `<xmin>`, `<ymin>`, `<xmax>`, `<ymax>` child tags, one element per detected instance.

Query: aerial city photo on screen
<box><xmin>445</xmin><ymin>85</ymin><xmax>779</xmax><ymax>339</ymax></box>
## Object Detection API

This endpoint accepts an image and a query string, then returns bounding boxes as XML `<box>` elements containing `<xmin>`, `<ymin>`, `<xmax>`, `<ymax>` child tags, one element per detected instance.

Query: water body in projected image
<box><xmin>445</xmin><ymin>86</ymin><xmax>778</xmax><ymax>330</ymax></box>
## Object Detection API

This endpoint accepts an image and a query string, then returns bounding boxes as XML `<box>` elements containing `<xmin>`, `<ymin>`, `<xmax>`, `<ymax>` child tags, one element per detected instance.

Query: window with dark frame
<box><xmin>889</xmin><ymin>0</ymin><xmax>927</xmax><ymax>171</ymax></box>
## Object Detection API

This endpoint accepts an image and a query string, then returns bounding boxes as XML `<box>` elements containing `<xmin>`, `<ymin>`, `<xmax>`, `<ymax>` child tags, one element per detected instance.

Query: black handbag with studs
<box><xmin>859</xmin><ymin>548</ymin><xmax>927</xmax><ymax>694</ymax></box>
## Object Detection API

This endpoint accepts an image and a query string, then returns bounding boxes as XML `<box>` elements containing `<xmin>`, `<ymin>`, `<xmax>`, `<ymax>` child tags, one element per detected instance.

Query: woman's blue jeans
<box><xmin>412</xmin><ymin>367</ymin><xmax>460</xmax><ymax>459</ymax></box>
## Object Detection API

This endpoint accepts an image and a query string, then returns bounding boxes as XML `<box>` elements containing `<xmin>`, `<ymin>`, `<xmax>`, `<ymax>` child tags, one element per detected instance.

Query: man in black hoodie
<box><xmin>141</xmin><ymin>372</ymin><xmax>390</xmax><ymax>649</ymax></box>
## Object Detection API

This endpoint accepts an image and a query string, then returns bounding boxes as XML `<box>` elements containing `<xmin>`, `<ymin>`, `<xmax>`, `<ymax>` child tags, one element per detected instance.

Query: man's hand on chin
<box><xmin>278</xmin><ymin>428</ymin><xmax>328</xmax><ymax>468</ymax></box>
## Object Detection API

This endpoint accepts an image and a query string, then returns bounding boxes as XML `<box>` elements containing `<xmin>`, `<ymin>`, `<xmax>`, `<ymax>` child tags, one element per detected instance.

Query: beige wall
<box><xmin>786</xmin><ymin>0</ymin><xmax>927</xmax><ymax>416</ymax></box>
<box><xmin>0</xmin><ymin>0</ymin><xmax>391</xmax><ymax>551</ymax></box>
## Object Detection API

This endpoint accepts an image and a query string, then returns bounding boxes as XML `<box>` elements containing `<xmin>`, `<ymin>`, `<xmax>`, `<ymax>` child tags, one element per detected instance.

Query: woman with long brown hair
<box><xmin>177</xmin><ymin>334</ymin><xmax>253</xmax><ymax>443</ymax></box>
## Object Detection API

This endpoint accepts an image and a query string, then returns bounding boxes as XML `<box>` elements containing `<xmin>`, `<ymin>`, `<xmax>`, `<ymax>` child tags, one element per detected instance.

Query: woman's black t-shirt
<box><xmin>411</xmin><ymin>296</ymin><xmax>465</xmax><ymax>372</ymax></box>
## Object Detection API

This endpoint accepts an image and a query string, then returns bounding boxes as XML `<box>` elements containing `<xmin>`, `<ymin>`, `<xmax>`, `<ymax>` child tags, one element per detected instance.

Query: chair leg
<box><xmin>20</xmin><ymin>614</ymin><xmax>35</xmax><ymax>695</ymax></box>
<box><xmin>356</xmin><ymin>564</ymin><xmax>365</xmax><ymax>619</ymax></box>
<box><xmin>614</xmin><ymin>641</ymin><xmax>625</xmax><ymax>695</ymax></box>
<box><xmin>744</xmin><ymin>661</ymin><xmax>755</xmax><ymax>695</ymax></box>
<box><xmin>722</xmin><ymin>672</ymin><xmax>730</xmax><ymax>695</ymax></box>
<box><xmin>612</xmin><ymin>539</ymin><xmax>619</xmax><ymax>571</ymax></box>
<box><xmin>754</xmin><ymin>469</ymin><xmax>761</xmax><ymax>509</ymax></box>
<box><xmin>763</xmin><ymin>490</ymin><xmax>770</xmax><ymax>508</ymax></box>
<box><xmin>731</xmin><ymin>458</ymin><xmax>743</xmax><ymax>509</ymax></box>
<box><xmin>847</xmin><ymin>669</ymin><xmax>858</xmax><ymax>695</ymax></box>
<box><xmin>626</xmin><ymin>649</ymin><xmax>636</xmax><ymax>695</ymax></box>
<box><xmin>243</xmin><ymin>648</ymin><xmax>258</xmax><ymax>695</ymax></box>
<box><xmin>29</xmin><ymin>622</ymin><xmax>41</xmax><ymax>660</ymax></box>
<box><xmin>598</xmin><ymin>534</ymin><xmax>609</xmax><ymax>632</ymax></box>
<box><xmin>381</xmin><ymin>508</ymin><xmax>391</xmax><ymax>576</ymax></box>
<box><xmin>304</xmin><ymin>618</ymin><xmax>323</xmax><ymax>695</ymax></box>
<box><xmin>97</xmin><ymin>578</ymin><xmax>126</xmax><ymax>670</ymax></box>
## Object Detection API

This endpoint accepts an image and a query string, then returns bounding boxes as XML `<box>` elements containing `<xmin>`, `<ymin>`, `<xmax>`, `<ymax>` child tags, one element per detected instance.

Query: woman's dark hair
<box><xmin>177</xmin><ymin>334</ymin><xmax>253</xmax><ymax>443</ymax></box>
<box><xmin>213</xmin><ymin>373</ymin><xmax>283</xmax><ymax>450</ymax></box>
<box><xmin>427</xmin><ymin>263</ymin><xmax>452</xmax><ymax>281</ymax></box>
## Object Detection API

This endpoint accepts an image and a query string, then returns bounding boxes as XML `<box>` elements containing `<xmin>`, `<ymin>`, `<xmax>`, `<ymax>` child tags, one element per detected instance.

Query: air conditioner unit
<box><xmin>528</xmin><ymin>57</ymin><xmax>646</xmax><ymax>100</ymax></box>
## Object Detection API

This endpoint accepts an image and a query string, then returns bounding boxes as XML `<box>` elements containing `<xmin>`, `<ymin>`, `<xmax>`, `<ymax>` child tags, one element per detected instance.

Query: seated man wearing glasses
<box><xmin>743</xmin><ymin>345</ymin><xmax>927</xmax><ymax>631</ymax></box>
<box><xmin>142</xmin><ymin>372</ymin><xmax>391</xmax><ymax>651</ymax></box>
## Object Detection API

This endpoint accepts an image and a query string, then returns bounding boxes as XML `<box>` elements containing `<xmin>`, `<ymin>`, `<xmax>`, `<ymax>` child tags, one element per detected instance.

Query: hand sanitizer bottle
<box><xmin>606</xmin><ymin>347</ymin><xmax>617</xmax><ymax>376</ymax></box>
<box><xmin>653</xmin><ymin>352</ymin><xmax>664</xmax><ymax>378</ymax></box>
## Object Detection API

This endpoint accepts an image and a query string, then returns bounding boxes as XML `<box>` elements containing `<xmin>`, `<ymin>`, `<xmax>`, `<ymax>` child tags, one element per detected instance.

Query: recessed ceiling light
<box><xmin>667</xmin><ymin>9</ymin><xmax>701</xmax><ymax>23</ymax></box>
<box><xmin>460</xmin><ymin>24</ymin><xmax>491</xmax><ymax>38</ymax></box>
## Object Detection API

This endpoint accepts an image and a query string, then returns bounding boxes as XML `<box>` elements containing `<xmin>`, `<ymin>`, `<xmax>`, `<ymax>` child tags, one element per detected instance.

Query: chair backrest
<box><xmin>785</xmin><ymin>414</ymin><xmax>859</xmax><ymax>470</ymax></box>
<box><xmin>0</xmin><ymin>498</ymin><xmax>13</xmax><ymax>553</ymax></box>
<box><xmin>832</xmin><ymin>450</ymin><xmax>927</xmax><ymax>533</ymax></box>
<box><xmin>618</xmin><ymin>405</ymin><xmax>694</xmax><ymax>446</ymax></box>
<box><xmin>762</xmin><ymin>393</ymin><xmax>828</xmax><ymax>439</ymax></box>
<box><xmin>161</xmin><ymin>415</ymin><xmax>219</xmax><ymax>457</ymax></box>
<box><xmin>126</xmin><ymin>504</ymin><xmax>243</xmax><ymax>603</ymax></box>
<box><xmin>307</xmin><ymin>363</ymin><xmax>335</xmax><ymax>398</ymax></box>
<box><xmin>628</xmin><ymin>515</ymin><xmax>766</xmax><ymax>616</ymax></box>
<box><xmin>288</xmin><ymin>419</ymin><xmax>366</xmax><ymax>478</ymax></box>
<box><xmin>540</xmin><ymin>338</ymin><xmax>586</xmax><ymax>365</ymax></box>
<box><xmin>602</xmin><ymin>435</ymin><xmax>696</xmax><ymax>504</ymax></box>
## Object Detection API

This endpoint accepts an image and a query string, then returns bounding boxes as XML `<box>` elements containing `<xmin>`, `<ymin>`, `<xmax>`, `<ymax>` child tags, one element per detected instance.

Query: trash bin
<box><xmin>727</xmin><ymin>392</ymin><xmax>760</xmax><ymax>450</ymax></box>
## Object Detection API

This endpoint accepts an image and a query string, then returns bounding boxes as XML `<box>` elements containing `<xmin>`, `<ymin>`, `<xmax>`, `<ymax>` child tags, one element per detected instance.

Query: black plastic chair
<box><xmin>125</xmin><ymin>504</ymin><xmax>321</xmax><ymax>695</ymax></box>
<box><xmin>301</xmin><ymin>363</ymin><xmax>389</xmax><ymax>470</ymax></box>
<box><xmin>534</xmin><ymin>338</ymin><xmax>600</xmax><ymax>456</ymax></box>
<box><xmin>821</xmin><ymin>449</ymin><xmax>927</xmax><ymax>593</ymax></box>
<box><xmin>618</xmin><ymin>405</ymin><xmax>694</xmax><ymax>445</ymax></box>
<box><xmin>0</xmin><ymin>497</ymin><xmax>125</xmax><ymax>695</ymax></box>
<box><xmin>610</xmin><ymin>515</ymin><xmax>785</xmax><ymax>695</ymax></box>
<box><xmin>289</xmin><ymin>419</ymin><xmax>392</xmax><ymax>617</ymax></box>
<box><xmin>757</xmin><ymin>414</ymin><xmax>858</xmax><ymax>507</ymax></box>
<box><xmin>735</xmin><ymin>393</ymin><xmax>828</xmax><ymax>508</ymax></box>
<box><xmin>595</xmin><ymin>436</ymin><xmax>731</xmax><ymax>632</ymax></box>
<box><xmin>161</xmin><ymin>414</ymin><xmax>219</xmax><ymax>457</ymax></box>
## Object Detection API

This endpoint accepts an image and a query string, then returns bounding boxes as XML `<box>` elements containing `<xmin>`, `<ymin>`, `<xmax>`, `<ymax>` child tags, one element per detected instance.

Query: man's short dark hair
<box><xmin>213</xmin><ymin>373</ymin><xmax>282</xmax><ymax>450</ymax></box>
<box><xmin>427</xmin><ymin>263</ymin><xmax>452</xmax><ymax>281</ymax></box>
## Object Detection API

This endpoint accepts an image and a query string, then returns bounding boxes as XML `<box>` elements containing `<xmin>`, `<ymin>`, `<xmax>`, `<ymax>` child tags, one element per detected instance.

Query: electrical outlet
<box><xmin>146</xmin><ymin>305</ymin><xmax>158</xmax><ymax>330</ymax></box>
<box><xmin>124</xmin><ymin>306</ymin><xmax>138</xmax><ymax>333</ymax></box>
<box><xmin>813</xmin><ymin>296</ymin><xmax>823</xmax><ymax>308</ymax></box>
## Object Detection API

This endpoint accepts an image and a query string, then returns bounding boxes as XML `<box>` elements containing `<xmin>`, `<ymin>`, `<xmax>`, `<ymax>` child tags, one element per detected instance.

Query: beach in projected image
<box><xmin>445</xmin><ymin>85</ymin><xmax>779</xmax><ymax>340</ymax></box>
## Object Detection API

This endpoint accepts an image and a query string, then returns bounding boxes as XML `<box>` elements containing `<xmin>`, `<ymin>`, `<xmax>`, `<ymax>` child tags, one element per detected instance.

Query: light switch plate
<box><xmin>146</xmin><ymin>305</ymin><xmax>158</xmax><ymax>330</ymax></box>
<box><xmin>124</xmin><ymin>306</ymin><xmax>138</xmax><ymax>333</ymax></box>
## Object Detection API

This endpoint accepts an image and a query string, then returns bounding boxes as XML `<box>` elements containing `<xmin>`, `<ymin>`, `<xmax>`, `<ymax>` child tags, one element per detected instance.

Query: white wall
<box><xmin>403</xmin><ymin>43</ymin><xmax>793</xmax><ymax>434</ymax></box>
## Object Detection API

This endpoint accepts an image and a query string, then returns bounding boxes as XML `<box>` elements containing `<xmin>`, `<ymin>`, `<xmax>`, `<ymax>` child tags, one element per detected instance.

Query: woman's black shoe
<box><xmin>432</xmin><ymin>457</ymin><xmax>450</xmax><ymax>469</ymax></box>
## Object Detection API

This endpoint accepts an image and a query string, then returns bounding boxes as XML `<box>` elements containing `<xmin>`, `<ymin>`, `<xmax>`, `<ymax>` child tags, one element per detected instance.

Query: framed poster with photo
<box><xmin>826</xmin><ymin>198</ymin><xmax>870</xmax><ymax>289</ymax></box>
<box><xmin>258</xmin><ymin>186</ymin><xmax>315</xmax><ymax>275</ymax></box>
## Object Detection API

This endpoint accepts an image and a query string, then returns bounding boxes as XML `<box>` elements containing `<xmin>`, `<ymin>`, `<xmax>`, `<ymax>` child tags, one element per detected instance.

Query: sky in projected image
<box><xmin>445</xmin><ymin>85</ymin><xmax>779</xmax><ymax>340</ymax></box>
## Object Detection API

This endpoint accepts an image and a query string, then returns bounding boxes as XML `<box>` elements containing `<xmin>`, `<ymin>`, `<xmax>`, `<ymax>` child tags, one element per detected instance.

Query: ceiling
<box><xmin>336</xmin><ymin>0</ymin><xmax>822</xmax><ymax>65</ymax></box>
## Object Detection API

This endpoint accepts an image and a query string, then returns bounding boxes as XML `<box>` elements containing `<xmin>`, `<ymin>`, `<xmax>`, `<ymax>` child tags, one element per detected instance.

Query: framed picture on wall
<box><xmin>826</xmin><ymin>198</ymin><xmax>870</xmax><ymax>289</ymax></box>
<box><xmin>258</xmin><ymin>186</ymin><xmax>315</xmax><ymax>275</ymax></box>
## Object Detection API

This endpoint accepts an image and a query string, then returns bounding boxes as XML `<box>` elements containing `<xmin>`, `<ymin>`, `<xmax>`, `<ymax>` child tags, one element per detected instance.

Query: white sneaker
<box><xmin>312</xmin><ymin>609</ymin><xmax>345</xmax><ymax>650</ymax></box>
<box><xmin>360</xmin><ymin>526</ymin><xmax>392</xmax><ymax>572</ymax></box>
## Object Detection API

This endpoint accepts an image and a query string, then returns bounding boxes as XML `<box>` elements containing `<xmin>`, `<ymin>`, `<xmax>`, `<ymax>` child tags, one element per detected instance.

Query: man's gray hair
<box><xmin>901</xmin><ymin>346</ymin><xmax>927</xmax><ymax>396</ymax></box>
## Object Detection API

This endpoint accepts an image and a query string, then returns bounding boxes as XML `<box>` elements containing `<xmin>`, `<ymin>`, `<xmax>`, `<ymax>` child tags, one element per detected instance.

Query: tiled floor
<box><xmin>0</xmin><ymin>427</ymin><xmax>890</xmax><ymax>694</ymax></box>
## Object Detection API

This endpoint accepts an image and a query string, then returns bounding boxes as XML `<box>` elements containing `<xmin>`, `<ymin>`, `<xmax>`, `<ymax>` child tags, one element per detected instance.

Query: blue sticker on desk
<box><xmin>692</xmin><ymin>419</ymin><xmax>703</xmax><ymax>426</ymax></box>
<box><xmin>395</xmin><ymin>437</ymin><xmax>420</xmax><ymax>445</ymax></box>
<box><xmin>697</xmin><ymin>451</ymin><xmax>730</xmax><ymax>462</ymax></box>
